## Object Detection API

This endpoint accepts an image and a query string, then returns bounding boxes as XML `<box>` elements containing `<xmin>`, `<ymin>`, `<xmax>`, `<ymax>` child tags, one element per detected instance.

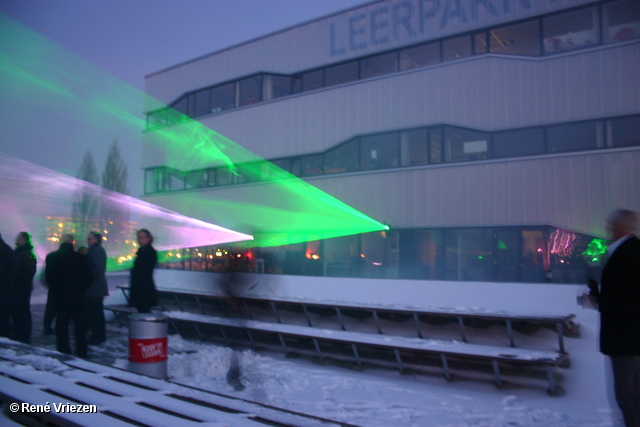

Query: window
<box><xmin>610</xmin><ymin>116</ymin><xmax>640</xmax><ymax>147</ymax></box>
<box><xmin>543</xmin><ymin>7</ymin><xmax>599</xmax><ymax>53</ymax></box>
<box><xmin>239</xmin><ymin>76</ymin><xmax>262</xmax><ymax>106</ymax></box>
<box><xmin>144</xmin><ymin>168</ymin><xmax>160</xmax><ymax>194</ymax></box>
<box><xmin>493</xmin><ymin>128</ymin><xmax>545</xmax><ymax>158</ymax></box>
<box><xmin>399</xmin><ymin>42</ymin><xmax>440</xmax><ymax>70</ymax></box>
<box><xmin>401</xmin><ymin>129</ymin><xmax>429</xmax><ymax>166</ymax></box>
<box><xmin>303</xmin><ymin>70</ymin><xmax>323</xmax><ymax>91</ymax></box>
<box><xmin>292</xmin><ymin>75</ymin><xmax>303</xmax><ymax>94</ymax></box>
<box><xmin>490</xmin><ymin>20</ymin><xmax>541</xmax><ymax>56</ymax></box>
<box><xmin>216</xmin><ymin>166</ymin><xmax>234</xmax><ymax>185</ymax></box>
<box><xmin>603</xmin><ymin>0</ymin><xmax>640</xmax><ymax>44</ymax></box>
<box><xmin>443</xmin><ymin>36</ymin><xmax>471</xmax><ymax>62</ymax></box>
<box><xmin>302</xmin><ymin>154</ymin><xmax>323</xmax><ymax>176</ymax></box>
<box><xmin>290</xmin><ymin>158</ymin><xmax>302</xmax><ymax>176</ymax></box>
<box><xmin>187</xmin><ymin>95</ymin><xmax>196</xmax><ymax>117</ymax></box>
<box><xmin>325</xmin><ymin>61</ymin><xmax>359</xmax><ymax>87</ymax></box>
<box><xmin>266</xmin><ymin>75</ymin><xmax>291</xmax><ymax>100</ymax></box>
<box><xmin>547</xmin><ymin>121</ymin><xmax>597</xmax><ymax>153</ymax></box>
<box><xmin>163</xmin><ymin>169</ymin><xmax>185</xmax><ymax>191</ymax></box>
<box><xmin>361</xmin><ymin>52</ymin><xmax>398</xmax><ymax>79</ymax></box>
<box><xmin>429</xmin><ymin>127</ymin><xmax>443</xmax><ymax>163</ymax></box>
<box><xmin>445</xmin><ymin>229</ymin><xmax>493</xmax><ymax>281</ymax></box>
<box><xmin>207</xmin><ymin>169</ymin><xmax>216</xmax><ymax>186</ymax></box>
<box><xmin>444</xmin><ymin>127</ymin><xmax>490</xmax><ymax>162</ymax></box>
<box><xmin>147</xmin><ymin>109</ymin><xmax>167</xmax><ymax>130</ymax></box>
<box><xmin>210</xmin><ymin>83</ymin><xmax>235</xmax><ymax>113</ymax></box>
<box><xmin>195</xmin><ymin>89</ymin><xmax>211</xmax><ymax>117</ymax></box>
<box><xmin>325</xmin><ymin>139</ymin><xmax>360</xmax><ymax>174</ymax></box>
<box><xmin>185</xmin><ymin>170</ymin><xmax>208</xmax><ymax>189</ymax></box>
<box><xmin>172</xmin><ymin>97</ymin><xmax>188</xmax><ymax>115</ymax></box>
<box><xmin>360</xmin><ymin>133</ymin><xmax>400</xmax><ymax>171</ymax></box>
<box><xmin>474</xmin><ymin>32</ymin><xmax>488</xmax><ymax>54</ymax></box>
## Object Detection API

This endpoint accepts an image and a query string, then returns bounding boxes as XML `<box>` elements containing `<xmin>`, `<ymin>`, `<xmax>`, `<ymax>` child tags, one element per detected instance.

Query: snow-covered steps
<box><xmin>167</xmin><ymin>311</ymin><xmax>568</xmax><ymax>395</ymax></box>
<box><xmin>0</xmin><ymin>340</ymin><xmax>357</xmax><ymax>427</ymax></box>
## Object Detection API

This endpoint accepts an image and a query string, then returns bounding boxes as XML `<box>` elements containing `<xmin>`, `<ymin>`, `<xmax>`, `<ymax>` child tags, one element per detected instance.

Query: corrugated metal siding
<box><xmin>143</xmin><ymin>42</ymin><xmax>640</xmax><ymax>168</ymax></box>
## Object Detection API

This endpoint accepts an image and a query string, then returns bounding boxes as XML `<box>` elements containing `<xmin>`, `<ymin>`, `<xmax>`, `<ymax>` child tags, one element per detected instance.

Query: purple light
<box><xmin>0</xmin><ymin>153</ymin><xmax>252</xmax><ymax>263</ymax></box>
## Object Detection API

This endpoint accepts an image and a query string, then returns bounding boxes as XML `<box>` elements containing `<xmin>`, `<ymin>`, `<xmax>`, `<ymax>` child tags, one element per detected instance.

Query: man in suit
<box><xmin>593</xmin><ymin>209</ymin><xmax>640</xmax><ymax>427</ymax></box>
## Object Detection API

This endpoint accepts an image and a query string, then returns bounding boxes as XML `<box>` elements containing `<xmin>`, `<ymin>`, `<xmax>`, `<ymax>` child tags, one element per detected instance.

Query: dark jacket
<box><xmin>129</xmin><ymin>245</ymin><xmax>158</xmax><ymax>309</ymax></box>
<box><xmin>14</xmin><ymin>244</ymin><xmax>37</xmax><ymax>296</ymax></box>
<box><xmin>45</xmin><ymin>243</ymin><xmax>93</xmax><ymax>311</ymax></box>
<box><xmin>597</xmin><ymin>235</ymin><xmax>640</xmax><ymax>355</ymax></box>
<box><xmin>0</xmin><ymin>237</ymin><xmax>15</xmax><ymax>293</ymax></box>
<box><xmin>85</xmin><ymin>244</ymin><xmax>108</xmax><ymax>298</ymax></box>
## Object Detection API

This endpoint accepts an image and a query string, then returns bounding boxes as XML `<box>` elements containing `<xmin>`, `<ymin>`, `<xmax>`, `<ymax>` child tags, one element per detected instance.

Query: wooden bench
<box><xmin>116</xmin><ymin>285</ymin><xmax>576</xmax><ymax>353</ymax></box>
<box><xmin>0</xmin><ymin>340</ymin><xmax>356</xmax><ymax>427</ymax></box>
<box><xmin>167</xmin><ymin>311</ymin><xmax>568</xmax><ymax>394</ymax></box>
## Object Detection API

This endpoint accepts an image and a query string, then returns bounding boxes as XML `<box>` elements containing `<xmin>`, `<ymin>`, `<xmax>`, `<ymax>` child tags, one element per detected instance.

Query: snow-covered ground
<box><xmin>2</xmin><ymin>273</ymin><xmax>626</xmax><ymax>426</ymax></box>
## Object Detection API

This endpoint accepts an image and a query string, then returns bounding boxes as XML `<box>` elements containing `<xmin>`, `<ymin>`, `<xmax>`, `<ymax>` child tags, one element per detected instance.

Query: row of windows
<box><xmin>144</xmin><ymin>114</ymin><xmax>640</xmax><ymax>194</ymax></box>
<box><xmin>156</xmin><ymin>226</ymin><xmax>604</xmax><ymax>284</ymax></box>
<box><xmin>146</xmin><ymin>0</ymin><xmax>639</xmax><ymax>130</ymax></box>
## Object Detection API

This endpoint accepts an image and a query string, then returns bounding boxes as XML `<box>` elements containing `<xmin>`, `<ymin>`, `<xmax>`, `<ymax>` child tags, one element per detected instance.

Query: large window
<box><xmin>361</xmin><ymin>52</ymin><xmax>398</xmax><ymax>79</ymax></box>
<box><xmin>185</xmin><ymin>170</ymin><xmax>208</xmax><ymax>189</ymax></box>
<box><xmin>239</xmin><ymin>76</ymin><xmax>262</xmax><ymax>106</ymax></box>
<box><xmin>266</xmin><ymin>75</ymin><xmax>291</xmax><ymax>100</ymax></box>
<box><xmin>325</xmin><ymin>61</ymin><xmax>359</xmax><ymax>87</ymax></box>
<box><xmin>490</xmin><ymin>20</ymin><xmax>541</xmax><ymax>56</ymax></box>
<box><xmin>195</xmin><ymin>89</ymin><xmax>211</xmax><ymax>117</ymax></box>
<box><xmin>360</xmin><ymin>133</ymin><xmax>400</xmax><ymax>171</ymax></box>
<box><xmin>445</xmin><ymin>127</ymin><xmax>490</xmax><ymax>162</ymax></box>
<box><xmin>610</xmin><ymin>116</ymin><xmax>640</xmax><ymax>147</ymax></box>
<box><xmin>302</xmin><ymin>154</ymin><xmax>323</xmax><ymax>176</ymax></box>
<box><xmin>443</xmin><ymin>35</ymin><xmax>471</xmax><ymax>62</ymax></box>
<box><xmin>399</xmin><ymin>42</ymin><xmax>440</xmax><ymax>70</ymax></box>
<box><xmin>493</xmin><ymin>128</ymin><xmax>545</xmax><ymax>158</ymax></box>
<box><xmin>324</xmin><ymin>139</ymin><xmax>360</xmax><ymax>174</ymax></box>
<box><xmin>603</xmin><ymin>0</ymin><xmax>640</xmax><ymax>44</ymax></box>
<box><xmin>302</xmin><ymin>70</ymin><xmax>323</xmax><ymax>91</ymax></box>
<box><xmin>400</xmin><ymin>129</ymin><xmax>429</xmax><ymax>167</ymax></box>
<box><xmin>210</xmin><ymin>83</ymin><xmax>236</xmax><ymax>113</ymax></box>
<box><xmin>543</xmin><ymin>7</ymin><xmax>599</xmax><ymax>53</ymax></box>
<box><xmin>547</xmin><ymin>121</ymin><xmax>598</xmax><ymax>153</ymax></box>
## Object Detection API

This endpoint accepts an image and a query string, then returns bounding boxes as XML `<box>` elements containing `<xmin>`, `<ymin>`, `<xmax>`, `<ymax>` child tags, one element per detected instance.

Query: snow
<box><xmin>0</xmin><ymin>274</ymin><xmax>626</xmax><ymax>426</ymax></box>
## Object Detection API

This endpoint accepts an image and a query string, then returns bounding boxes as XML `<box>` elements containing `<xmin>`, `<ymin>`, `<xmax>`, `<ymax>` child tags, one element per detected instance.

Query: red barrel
<box><xmin>128</xmin><ymin>313</ymin><xmax>168</xmax><ymax>379</ymax></box>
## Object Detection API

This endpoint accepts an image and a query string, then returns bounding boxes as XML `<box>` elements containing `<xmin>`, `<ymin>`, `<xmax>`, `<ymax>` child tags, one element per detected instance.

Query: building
<box><xmin>141</xmin><ymin>0</ymin><xmax>640</xmax><ymax>284</ymax></box>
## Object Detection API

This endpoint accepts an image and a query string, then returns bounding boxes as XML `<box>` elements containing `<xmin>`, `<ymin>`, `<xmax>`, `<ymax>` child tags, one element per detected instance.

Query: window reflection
<box><xmin>603</xmin><ymin>0</ymin><xmax>640</xmax><ymax>44</ymax></box>
<box><xmin>239</xmin><ymin>76</ymin><xmax>262</xmax><ymax>106</ymax></box>
<box><xmin>444</xmin><ymin>127</ymin><xmax>490</xmax><ymax>162</ymax></box>
<box><xmin>324</xmin><ymin>139</ymin><xmax>360</xmax><ymax>174</ymax></box>
<box><xmin>195</xmin><ymin>89</ymin><xmax>211</xmax><ymax>117</ymax></box>
<box><xmin>185</xmin><ymin>170</ymin><xmax>208</xmax><ymax>189</ymax></box>
<box><xmin>400</xmin><ymin>129</ymin><xmax>428</xmax><ymax>167</ymax></box>
<box><xmin>303</xmin><ymin>70</ymin><xmax>323</xmax><ymax>91</ymax></box>
<box><xmin>544</xmin><ymin>7</ymin><xmax>599</xmax><ymax>53</ymax></box>
<box><xmin>399</xmin><ymin>42</ymin><xmax>440</xmax><ymax>70</ymax></box>
<box><xmin>325</xmin><ymin>62</ymin><xmax>359</xmax><ymax>87</ymax></box>
<box><xmin>302</xmin><ymin>154</ymin><xmax>323</xmax><ymax>176</ymax></box>
<box><xmin>210</xmin><ymin>83</ymin><xmax>236</xmax><ymax>113</ymax></box>
<box><xmin>490</xmin><ymin>20</ymin><xmax>541</xmax><ymax>56</ymax></box>
<box><xmin>361</xmin><ymin>52</ymin><xmax>398</xmax><ymax>79</ymax></box>
<box><xmin>360</xmin><ymin>133</ymin><xmax>400</xmax><ymax>171</ymax></box>
<box><xmin>443</xmin><ymin>36</ymin><xmax>471</xmax><ymax>62</ymax></box>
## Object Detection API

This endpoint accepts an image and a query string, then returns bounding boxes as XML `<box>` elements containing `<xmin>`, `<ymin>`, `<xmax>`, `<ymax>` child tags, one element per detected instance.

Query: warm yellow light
<box><xmin>311</xmin><ymin>254</ymin><xmax>320</xmax><ymax>260</ymax></box>
<box><xmin>103</xmin><ymin>230</ymin><xmax>108</xmax><ymax>234</ymax></box>
<box><xmin>58</xmin><ymin>223</ymin><xmax>63</xmax><ymax>228</ymax></box>
<box><xmin>197</xmin><ymin>253</ymin><xmax>203</xmax><ymax>257</ymax></box>
<box><xmin>176</xmin><ymin>254</ymin><xmax>182</xmax><ymax>258</ymax></box>
<box><xmin>102</xmin><ymin>236</ymin><xmax>107</xmax><ymax>241</ymax></box>
<box><xmin>237</xmin><ymin>254</ymin><xmax>242</xmax><ymax>258</ymax></box>
<box><xmin>168</xmin><ymin>252</ymin><xmax>173</xmax><ymax>257</ymax></box>
<box><xmin>208</xmin><ymin>255</ymin><xmax>214</xmax><ymax>259</ymax></box>
<box><xmin>215</xmin><ymin>251</ymin><xmax>222</xmax><ymax>257</ymax></box>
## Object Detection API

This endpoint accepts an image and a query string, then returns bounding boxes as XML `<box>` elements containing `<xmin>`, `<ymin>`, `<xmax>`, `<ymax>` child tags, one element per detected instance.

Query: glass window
<box><xmin>290</xmin><ymin>158</ymin><xmax>302</xmax><ymax>176</ymax></box>
<box><xmin>144</xmin><ymin>169</ymin><xmax>160</xmax><ymax>194</ymax></box>
<box><xmin>303</xmin><ymin>70</ymin><xmax>323</xmax><ymax>91</ymax></box>
<box><xmin>216</xmin><ymin>166</ymin><xmax>233</xmax><ymax>185</ymax></box>
<box><xmin>543</xmin><ymin>7</ymin><xmax>599</xmax><ymax>53</ymax></box>
<box><xmin>172</xmin><ymin>97</ymin><xmax>188</xmax><ymax>115</ymax></box>
<box><xmin>445</xmin><ymin>229</ymin><xmax>493</xmax><ymax>281</ymax></box>
<box><xmin>325</xmin><ymin>139</ymin><xmax>360</xmax><ymax>174</ymax></box>
<box><xmin>211</xmin><ymin>83</ymin><xmax>236</xmax><ymax>113</ymax></box>
<box><xmin>401</xmin><ymin>129</ymin><xmax>429</xmax><ymax>167</ymax></box>
<box><xmin>239</xmin><ymin>76</ymin><xmax>262</xmax><ymax>106</ymax></box>
<box><xmin>207</xmin><ymin>169</ymin><xmax>216</xmax><ymax>186</ymax></box>
<box><xmin>603</xmin><ymin>0</ymin><xmax>640</xmax><ymax>44</ymax></box>
<box><xmin>267</xmin><ymin>158</ymin><xmax>291</xmax><ymax>180</ymax></box>
<box><xmin>187</xmin><ymin>95</ymin><xmax>196</xmax><ymax>117</ymax></box>
<box><xmin>547</xmin><ymin>121</ymin><xmax>597</xmax><ymax>153</ymax></box>
<box><xmin>493</xmin><ymin>128</ymin><xmax>545</xmax><ymax>158</ymax></box>
<box><xmin>292</xmin><ymin>76</ymin><xmax>303</xmax><ymax>94</ymax></box>
<box><xmin>522</xmin><ymin>230</ymin><xmax>545</xmax><ymax>282</ymax></box>
<box><xmin>361</xmin><ymin>52</ymin><xmax>398</xmax><ymax>79</ymax></box>
<box><xmin>444</xmin><ymin>127</ymin><xmax>490</xmax><ymax>162</ymax></box>
<box><xmin>399</xmin><ymin>42</ymin><xmax>440</xmax><ymax>70</ymax></box>
<box><xmin>185</xmin><ymin>170</ymin><xmax>208</xmax><ymax>189</ymax></box>
<box><xmin>163</xmin><ymin>169</ymin><xmax>185</xmax><ymax>191</ymax></box>
<box><xmin>429</xmin><ymin>127</ymin><xmax>443</xmax><ymax>163</ymax></box>
<box><xmin>147</xmin><ymin>110</ymin><xmax>166</xmax><ymax>130</ymax></box>
<box><xmin>443</xmin><ymin>35</ymin><xmax>472</xmax><ymax>62</ymax></box>
<box><xmin>418</xmin><ymin>230</ymin><xmax>445</xmax><ymax>280</ymax></box>
<box><xmin>302</xmin><ymin>154</ymin><xmax>323</xmax><ymax>176</ymax></box>
<box><xmin>267</xmin><ymin>75</ymin><xmax>291</xmax><ymax>100</ymax></box>
<box><xmin>360</xmin><ymin>231</ymin><xmax>388</xmax><ymax>278</ymax></box>
<box><xmin>361</xmin><ymin>133</ymin><xmax>400</xmax><ymax>171</ymax></box>
<box><xmin>610</xmin><ymin>116</ymin><xmax>640</xmax><ymax>147</ymax></box>
<box><xmin>490</xmin><ymin>20</ymin><xmax>541</xmax><ymax>56</ymax></box>
<box><xmin>234</xmin><ymin>163</ymin><xmax>257</xmax><ymax>184</ymax></box>
<box><xmin>166</xmin><ymin>107</ymin><xmax>185</xmax><ymax>126</ymax></box>
<box><xmin>325</xmin><ymin>61</ymin><xmax>359</xmax><ymax>87</ymax></box>
<box><xmin>324</xmin><ymin>235</ymin><xmax>358</xmax><ymax>277</ymax></box>
<box><xmin>474</xmin><ymin>32</ymin><xmax>488</xmax><ymax>54</ymax></box>
<box><xmin>195</xmin><ymin>89</ymin><xmax>211</xmax><ymax>117</ymax></box>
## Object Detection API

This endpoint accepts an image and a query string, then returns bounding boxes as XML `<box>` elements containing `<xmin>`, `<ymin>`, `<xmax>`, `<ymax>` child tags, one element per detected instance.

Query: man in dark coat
<box><xmin>45</xmin><ymin>234</ymin><xmax>93</xmax><ymax>358</ymax></box>
<box><xmin>85</xmin><ymin>231</ymin><xmax>108</xmax><ymax>345</ymax></box>
<box><xmin>129</xmin><ymin>229</ymin><xmax>158</xmax><ymax>313</ymax></box>
<box><xmin>0</xmin><ymin>233</ymin><xmax>15</xmax><ymax>338</ymax></box>
<box><xmin>13</xmin><ymin>232</ymin><xmax>37</xmax><ymax>343</ymax></box>
<box><xmin>592</xmin><ymin>208</ymin><xmax>640</xmax><ymax>427</ymax></box>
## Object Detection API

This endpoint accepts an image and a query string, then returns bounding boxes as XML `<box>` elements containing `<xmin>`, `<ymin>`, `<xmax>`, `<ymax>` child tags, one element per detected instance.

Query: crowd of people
<box><xmin>0</xmin><ymin>228</ymin><xmax>158</xmax><ymax>359</ymax></box>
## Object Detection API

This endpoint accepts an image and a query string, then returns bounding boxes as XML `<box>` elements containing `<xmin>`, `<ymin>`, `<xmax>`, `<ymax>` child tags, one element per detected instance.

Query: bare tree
<box><xmin>100</xmin><ymin>137</ymin><xmax>130</xmax><ymax>250</ymax></box>
<box><xmin>71</xmin><ymin>150</ymin><xmax>99</xmax><ymax>243</ymax></box>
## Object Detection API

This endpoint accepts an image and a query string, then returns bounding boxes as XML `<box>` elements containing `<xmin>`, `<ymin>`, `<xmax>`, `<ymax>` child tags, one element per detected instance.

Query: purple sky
<box><xmin>0</xmin><ymin>0</ymin><xmax>367</xmax><ymax>196</ymax></box>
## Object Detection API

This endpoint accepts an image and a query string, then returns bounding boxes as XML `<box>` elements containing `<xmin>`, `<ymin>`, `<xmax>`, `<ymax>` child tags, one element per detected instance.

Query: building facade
<box><xmin>142</xmin><ymin>0</ymin><xmax>640</xmax><ymax>283</ymax></box>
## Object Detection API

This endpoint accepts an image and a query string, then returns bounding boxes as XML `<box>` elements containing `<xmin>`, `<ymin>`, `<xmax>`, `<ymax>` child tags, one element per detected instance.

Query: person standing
<box><xmin>45</xmin><ymin>234</ymin><xmax>93</xmax><ymax>358</ymax></box>
<box><xmin>85</xmin><ymin>231</ymin><xmax>108</xmax><ymax>345</ymax></box>
<box><xmin>13</xmin><ymin>232</ymin><xmax>37</xmax><ymax>344</ymax></box>
<box><xmin>129</xmin><ymin>229</ymin><xmax>158</xmax><ymax>313</ymax></box>
<box><xmin>0</xmin><ymin>233</ymin><xmax>15</xmax><ymax>338</ymax></box>
<box><xmin>592</xmin><ymin>209</ymin><xmax>640</xmax><ymax>427</ymax></box>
